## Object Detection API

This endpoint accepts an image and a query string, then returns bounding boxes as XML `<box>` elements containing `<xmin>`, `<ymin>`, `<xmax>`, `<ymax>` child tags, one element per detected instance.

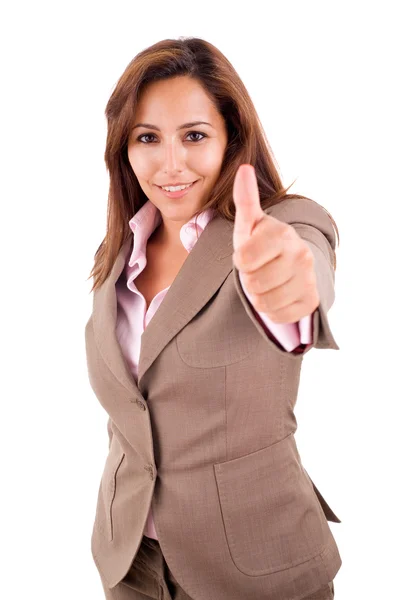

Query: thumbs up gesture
<box><xmin>232</xmin><ymin>164</ymin><xmax>320</xmax><ymax>324</ymax></box>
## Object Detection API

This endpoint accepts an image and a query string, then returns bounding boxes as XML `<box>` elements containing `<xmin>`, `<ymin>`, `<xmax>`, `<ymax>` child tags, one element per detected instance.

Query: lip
<box><xmin>156</xmin><ymin>180</ymin><xmax>199</xmax><ymax>199</ymax></box>
<box><xmin>158</xmin><ymin>181</ymin><xmax>196</xmax><ymax>187</ymax></box>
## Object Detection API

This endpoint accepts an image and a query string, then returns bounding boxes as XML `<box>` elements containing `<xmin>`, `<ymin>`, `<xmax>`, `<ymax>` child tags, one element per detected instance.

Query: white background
<box><xmin>1</xmin><ymin>1</ymin><xmax>399</xmax><ymax>598</ymax></box>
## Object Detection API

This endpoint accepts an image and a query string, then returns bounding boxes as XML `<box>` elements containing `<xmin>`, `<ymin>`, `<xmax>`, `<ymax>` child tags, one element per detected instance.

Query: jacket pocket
<box><xmin>95</xmin><ymin>436</ymin><xmax>125</xmax><ymax>542</ymax></box>
<box><xmin>213</xmin><ymin>432</ymin><xmax>333</xmax><ymax>576</ymax></box>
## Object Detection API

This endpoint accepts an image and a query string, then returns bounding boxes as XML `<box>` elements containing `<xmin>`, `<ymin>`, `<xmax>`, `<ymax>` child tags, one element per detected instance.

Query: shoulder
<box><xmin>265</xmin><ymin>198</ymin><xmax>337</xmax><ymax>254</ymax></box>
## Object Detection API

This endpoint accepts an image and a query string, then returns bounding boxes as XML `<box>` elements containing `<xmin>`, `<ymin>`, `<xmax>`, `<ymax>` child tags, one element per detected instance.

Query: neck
<box><xmin>151</xmin><ymin>220</ymin><xmax>185</xmax><ymax>249</ymax></box>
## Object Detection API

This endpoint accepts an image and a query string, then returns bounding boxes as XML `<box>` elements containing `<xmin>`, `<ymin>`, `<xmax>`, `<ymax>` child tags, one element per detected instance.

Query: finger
<box><xmin>232</xmin><ymin>164</ymin><xmax>265</xmax><ymax>252</ymax></box>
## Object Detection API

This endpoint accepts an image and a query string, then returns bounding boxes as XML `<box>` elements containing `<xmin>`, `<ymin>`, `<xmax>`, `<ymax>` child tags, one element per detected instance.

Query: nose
<box><xmin>161</xmin><ymin>139</ymin><xmax>185</xmax><ymax>174</ymax></box>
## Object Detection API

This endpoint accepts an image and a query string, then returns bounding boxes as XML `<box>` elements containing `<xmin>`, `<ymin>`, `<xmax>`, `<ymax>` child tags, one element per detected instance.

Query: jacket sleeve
<box><xmin>238</xmin><ymin>269</ymin><xmax>313</xmax><ymax>353</ymax></box>
<box><xmin>107</xmin><ymin>416</ymin><xmax>114</xmax><ymax>450</ymax></box>
<box><xmin>232</xmin><ymin>198</ymin><xmax>340</xmax><ymax>357</ymax></box>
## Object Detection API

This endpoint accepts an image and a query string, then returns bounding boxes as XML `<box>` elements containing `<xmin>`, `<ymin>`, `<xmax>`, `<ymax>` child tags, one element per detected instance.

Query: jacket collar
<box><xmin>92</xmin><ymin>213</ymin><xmax>235</xmax><ymax>396</ymax></box>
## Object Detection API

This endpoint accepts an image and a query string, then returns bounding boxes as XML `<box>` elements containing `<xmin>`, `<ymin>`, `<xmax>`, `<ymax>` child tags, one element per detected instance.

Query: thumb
<box><xmin>232</xmin><ymin>164</ymin><xmax>265</xmax><ymax>252</ymax></box>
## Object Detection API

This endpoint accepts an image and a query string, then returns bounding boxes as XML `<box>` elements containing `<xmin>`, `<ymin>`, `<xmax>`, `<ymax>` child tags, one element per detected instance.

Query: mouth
<box><xmin>156</xmin><ymin>180</ymin><xmax>199</xmax><ymax>189</ymax></box>
<box><xmin>156</xmin><ymin>179</ymin><xmax>200</xmax><ymax>198</ymax></box>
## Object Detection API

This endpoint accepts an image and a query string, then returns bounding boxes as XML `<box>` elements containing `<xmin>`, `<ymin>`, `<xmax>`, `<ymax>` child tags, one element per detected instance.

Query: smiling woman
<box><xmin>88</xmin><ymin>37</ymin><xmax>339</xmax><ymax>292</ymax></box>
<box><xmin>85</xmin><ymin>36</ymin><xmax>341</xmax><ymax>600</ymax></box>
<box><xmin>126</xmin><ymin>76</ymin><xmax>229</xmax><ymax>239</ymax></box>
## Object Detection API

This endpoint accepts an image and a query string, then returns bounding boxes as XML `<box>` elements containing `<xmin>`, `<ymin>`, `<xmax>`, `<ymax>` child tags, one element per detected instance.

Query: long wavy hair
<box><xmin>87</xmin><ymin>36</ymin><xmax>339</xmax><ymax>292</ymax></box>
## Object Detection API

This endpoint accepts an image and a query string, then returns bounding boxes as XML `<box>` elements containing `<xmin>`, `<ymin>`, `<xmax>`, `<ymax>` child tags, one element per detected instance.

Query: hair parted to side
<box><xmin>87</xmin><ymin>36</ymin><xmax>339</xmax><ymax>292</ymax></box>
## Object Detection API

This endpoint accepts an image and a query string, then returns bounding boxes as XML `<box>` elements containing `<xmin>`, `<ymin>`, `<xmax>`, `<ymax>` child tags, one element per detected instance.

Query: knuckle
<box><xmin>305</xmin><ymin>271</ymin><xmax>316</xmax><ymax>288</ymax></box>
<box><xmin>281</xmin><ymin>225</ymin><xmax>294</xmax><ymax>240</ymax></box>
<box><xmin>298</xmin><ymin>245</ymin><xmax>312</xmax><ymax>263</ymax></box>
<box><xmin>312</xmin><ymin>290</ymin><xmax>320</xmax><ymax>307</ymax></box>
<box><xmin>239</xmin><ymin>241</ymin><xmax>254</xmax><ymax>264</ymax></box>
<box><xmin>253</xmin><ymin>296</ymin><xmax>269</xmax><ymax>314</ymax></box>
<box><xmin>235</xmin><ymin>249</ymin><xmax>247</xmax><ymax>268</ymax></box>
<box><xmin>248</xmin><ymin>274</ymin><xmax>261</xmax><ymax>293</ymax></box>
<box><xmin>252</xmin><ymin>298</ymin><xmax>263</xmax><ymax>312</ymax></box>
<box><xmin>267</xmin><ymin>313</ymin><xmax>279</xmax><ymax>323</ymax></box>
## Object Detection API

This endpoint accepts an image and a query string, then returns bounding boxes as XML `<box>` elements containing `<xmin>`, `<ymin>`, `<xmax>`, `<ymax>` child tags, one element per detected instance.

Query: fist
<box><xmin>232</xmin><ymin>164</ymin><xmax>320</xmax><ymax>324</ymax></box>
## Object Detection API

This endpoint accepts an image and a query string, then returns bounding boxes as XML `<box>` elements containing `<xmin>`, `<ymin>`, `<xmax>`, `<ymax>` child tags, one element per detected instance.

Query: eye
<box><xmin>137</xmin><ymin>133</ymin><xmax>157</xmax><ymax>143</ymax></box>
<box><xmin>136</xmin><ymin>131</ymin><xmax>207</xmax><ymax>144</ymax></box>
<box><xmin>186</xmin><ymin>131</ymin><xmax>207</xmax><ymax>142</ymax></box>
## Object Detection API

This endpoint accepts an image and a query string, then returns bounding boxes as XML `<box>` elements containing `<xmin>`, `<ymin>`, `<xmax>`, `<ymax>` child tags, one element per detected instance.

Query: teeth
<box><xmin>161</xmin><ymin>183</ymin><xmax>192</xmax><ymax>192</ymax></box>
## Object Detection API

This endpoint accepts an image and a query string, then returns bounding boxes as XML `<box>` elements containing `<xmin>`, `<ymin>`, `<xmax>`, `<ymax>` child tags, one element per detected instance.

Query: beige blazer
<box><xmin>85</xmin><ymin>197</ymin><xmax>342</xmax><ymax>600</ymax></box>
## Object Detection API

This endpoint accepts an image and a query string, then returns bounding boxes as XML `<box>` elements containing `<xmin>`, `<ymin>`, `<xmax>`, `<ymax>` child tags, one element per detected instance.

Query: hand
<box><xmin>232</xmin><ymin>164</ymin><xmax>320</xmax><ymax>324</ymax></box>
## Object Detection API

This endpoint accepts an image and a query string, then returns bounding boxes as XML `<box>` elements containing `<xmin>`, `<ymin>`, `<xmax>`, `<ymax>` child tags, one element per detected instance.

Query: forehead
<box><xmin>134</xmin><ymin>76</ymin><xmax>220</xmax><ymax>124</ymax></box>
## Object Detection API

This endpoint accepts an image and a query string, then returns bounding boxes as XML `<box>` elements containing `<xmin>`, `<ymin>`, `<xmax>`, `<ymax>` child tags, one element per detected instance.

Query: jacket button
<box><xmin>135</xmin><ymin>399</ymin><xmax>146</xmax><ymax>411</ymax></box>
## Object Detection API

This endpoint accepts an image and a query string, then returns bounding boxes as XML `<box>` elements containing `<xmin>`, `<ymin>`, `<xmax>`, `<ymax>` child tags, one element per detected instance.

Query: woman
<box><xmin>85</xmin><ymin>36</ymin><xmax>341</xmax><ymax>600</ymax></box>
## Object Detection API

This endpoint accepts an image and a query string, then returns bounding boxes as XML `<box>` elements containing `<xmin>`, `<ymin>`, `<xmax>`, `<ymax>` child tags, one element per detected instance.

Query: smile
<box><xmin>156</xmin><ymin>180</ymin><xmax>198</xmax><ymax>198</ymax></box>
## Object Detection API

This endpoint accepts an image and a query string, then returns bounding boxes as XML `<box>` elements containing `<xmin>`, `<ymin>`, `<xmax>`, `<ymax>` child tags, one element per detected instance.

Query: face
<box><xmin>127</xmin><ymin>76</ymin><xmax>228</xmax><ymax>240</ymax></box>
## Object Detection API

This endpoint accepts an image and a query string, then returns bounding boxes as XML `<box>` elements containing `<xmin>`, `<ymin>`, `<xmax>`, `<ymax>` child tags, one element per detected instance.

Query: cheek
<box><xmin>128</xmin><ymin>148</ymin><xmax>155</xmax><ymax>179</ymax></box>
<box><xmin>195</xmin><ymin>146</ymin><xmax>224</xmax><ymax>175</ymax></box>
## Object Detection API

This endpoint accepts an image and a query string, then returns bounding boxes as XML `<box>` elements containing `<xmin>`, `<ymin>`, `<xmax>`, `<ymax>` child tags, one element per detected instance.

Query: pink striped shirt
<box><xmin>115</xmin><ymin>199</ymin><xmax>313</xmax><ymax>539</ymax></box>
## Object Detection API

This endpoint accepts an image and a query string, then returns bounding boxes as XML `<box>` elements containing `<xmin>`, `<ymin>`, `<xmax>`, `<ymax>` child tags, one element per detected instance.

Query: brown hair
<box><xmin>87</xmin><ymin>36</ymin><xmax>339</xmax><ymax>292</ymax></box>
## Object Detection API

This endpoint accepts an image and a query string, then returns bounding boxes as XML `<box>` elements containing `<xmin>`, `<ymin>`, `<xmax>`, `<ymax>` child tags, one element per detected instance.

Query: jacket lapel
<box><xmin>92</xmin><ymin>215</ymin><xmax>235</xmax><ymax>395</ymax></box>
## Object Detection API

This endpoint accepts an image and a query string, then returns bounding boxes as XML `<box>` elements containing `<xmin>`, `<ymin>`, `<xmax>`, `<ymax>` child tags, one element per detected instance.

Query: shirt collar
<box><xmin>127</xmin><ymin>199</ymin><xmax>216</xmax><ymax>268</ymax></box>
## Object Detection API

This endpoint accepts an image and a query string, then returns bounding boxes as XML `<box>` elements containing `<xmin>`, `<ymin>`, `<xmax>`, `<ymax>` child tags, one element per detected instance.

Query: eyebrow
<box><xmin>132</xmin><ymin>120</ymin><xmax>213</xmax><ymax>131</ymax></box>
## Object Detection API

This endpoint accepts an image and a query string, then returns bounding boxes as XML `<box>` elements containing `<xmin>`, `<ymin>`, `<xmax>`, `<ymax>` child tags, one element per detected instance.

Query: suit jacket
<box><xmin>84</xmin><ymin>197</ymin><xmax>342</xmax><ymax>600</ymax></box>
